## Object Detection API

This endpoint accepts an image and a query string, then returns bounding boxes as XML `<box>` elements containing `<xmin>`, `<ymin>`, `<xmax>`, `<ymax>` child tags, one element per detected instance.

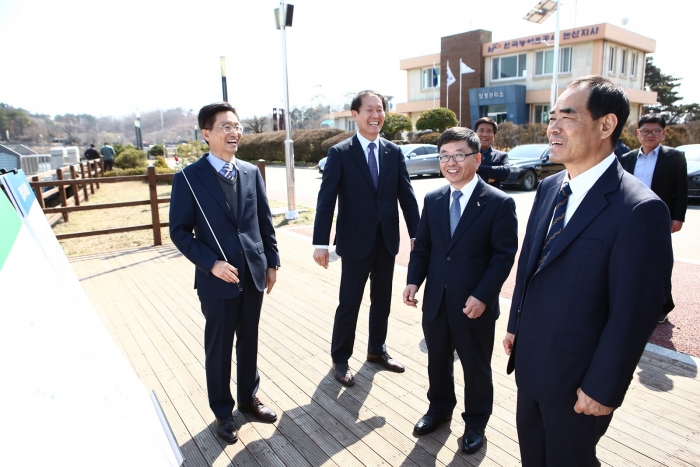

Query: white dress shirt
<box><xmin>448</xmin><ymin>174</ymin><xmax>479</xmax><ymax>216</ymax></box>
<box><xmin>556</xmin><ymin>153</ymin><xmax>616</xmax><ymax>227</ymax></box>
<box><xmin>207</xmin><ymin>152</ymin><xmax>239</xmax><ymax>172</ymax></box>
<box><xmin>355</xmin><ymin>132</ymin><xmax>381</xmax><ymax>176</ymax></box>
<box><xmin>633</xmin><ymin>144</ymin><xmax>660</xmax><ymax>188</ymax></box>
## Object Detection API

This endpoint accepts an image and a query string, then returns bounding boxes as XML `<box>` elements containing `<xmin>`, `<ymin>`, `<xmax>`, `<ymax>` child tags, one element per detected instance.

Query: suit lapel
<box><xmin>650</xmin><ymin>146</ymin><xmax>667</xmax><ymax>190</ymax></box>
<box><xmin>525</xmin><ymin>172</ymin><xmax>564</xmax><ymax>278</ymax></box>
<box><xmin>378</xmin><ymin>138</ymin><xmax>390</xmax><ymax>192</ymax></box>
<box><xmin>448</xmin><ymin>179</ymin><xmax>487</xmax><ymax>251</ymax></box>
<box><xmin>435</xmin><ymin>185</ymin><xmax>451</xmax><ymax>247</ymax></box>
<box><xmin>192</xmin><ymin>155</ymin><xmax>236</xmax><ymax>225</ymax></box>
<box><xmin>350</xmin><ymin>135</ymin><xmax>378</xmax><ymax>193</ymax></box>
<box><xmin>236</xmin><ymin>162</ymin><xmax>249</xmax><ymax>225</ymax></box>
<box><xmin>537</xmin><ymin>162</ymin><xmax>620</xmax><ymax>272</ymax></box>
<box><xmin>624</xmin><ymin>149</ymin><xmax>639</xmax><ymax>174</ymax></box>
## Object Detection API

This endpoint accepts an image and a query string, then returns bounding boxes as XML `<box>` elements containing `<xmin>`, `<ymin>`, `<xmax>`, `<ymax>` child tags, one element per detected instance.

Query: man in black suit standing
<box><xmin>403</xmin><ymin>127</ymin><xmax>517</xmax><ymax>454</ymax></box>
<box><xmin>620</xmin><ymin>114</ymin><xmax>687</xmax><ymax>323</ymax></box>
<box><xmin>170</xmin><ymin>102</ymin><xmax>280</xmax><ymax>444</ymax></box>
<box><xmin>503</xmin><ymin>76</ymin><xmax>673</xmax><ymax>466</ymax></box>
<box><xmin>313</xmin><ymin>90</ymin><xmax>420</xmax><ymax>387</ymax></box>
<box><xmin>474</xmin><ymin>117</ymin><xmax>510</xmax><ymax>189</ymax></box>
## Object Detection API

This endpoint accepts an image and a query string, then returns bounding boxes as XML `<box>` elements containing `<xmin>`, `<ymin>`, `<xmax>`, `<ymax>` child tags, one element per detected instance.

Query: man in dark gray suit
<box><xmin>620</xmin><ymin>114</ymin><xmax>687</xmax><ymax>322</ymax></box>
<box><xmin>313</xmin><ymin>90</ymin><xmax>420</xmax><ymax>387</ymax></box>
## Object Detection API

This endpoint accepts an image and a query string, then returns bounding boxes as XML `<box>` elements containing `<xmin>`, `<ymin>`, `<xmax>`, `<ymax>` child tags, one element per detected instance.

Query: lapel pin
<box><xmin>477</xmin><ymin>202</ymin><xmax>481</xmax><ymax>206</ymax></box>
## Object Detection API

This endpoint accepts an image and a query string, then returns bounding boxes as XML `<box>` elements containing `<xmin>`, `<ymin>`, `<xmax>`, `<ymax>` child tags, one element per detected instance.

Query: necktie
<box><xmin>368</xmin><ymin>142</ymin><xmax>379</xmax><ymax>188</ymax></box>
<box><xmin>539</xmin><ymin>182</ymin><xmax>572</xmax><ymax>266</ymax></box>
<box><xmin>450</xmin><ymin>190</ymin><xmax>463</xmax><ymax>236</ymax></box>
<box><xmin>220</xmin><ymin>162</ymin><xmax>236</xmax><ymax>180</ymax></box>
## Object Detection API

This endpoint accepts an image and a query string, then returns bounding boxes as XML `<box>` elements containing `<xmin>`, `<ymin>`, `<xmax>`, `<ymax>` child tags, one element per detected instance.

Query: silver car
<box><xmin>401</xmin><ymin>144</ymin><xmax>440</xmax><ymax>176</ymax></box>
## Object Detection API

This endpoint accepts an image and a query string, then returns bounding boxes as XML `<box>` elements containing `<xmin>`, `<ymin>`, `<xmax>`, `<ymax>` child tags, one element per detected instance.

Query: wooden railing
<box><xmin>29</xmin><ymin>160</ymin><xmax>267</xmax><ymax>247</ymax></box>
<box><xmin>30</xmin><ymin>160</ymin><xmax>104</xmax><ymax>221</ymax></box>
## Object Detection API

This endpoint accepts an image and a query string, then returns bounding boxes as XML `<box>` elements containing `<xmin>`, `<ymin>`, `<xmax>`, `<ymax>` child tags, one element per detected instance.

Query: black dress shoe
<box><xmin>238</xmin><ymin>397</ymin><xmax>278</xmax><ymax>422</ymax></box>
<box><xmin>414</xmin><ymin>414</ymin><xmax>452</xmax><ymax>435</ymax></box>
<box><xmin>461</xmin><ymin>428</ymin><xmax>485</xmax><ymax>453</ymax></box>
<box><xmin>332</xmin><ymin>363</ymin><xmax>355</xmax><ymax>387</ymax></box>
<box><xmin>658</xmin><ymin>314</ymin><xmax>668</xmax><ymax>324</ymax></box>
<box><xmin>367</xmin><ymin>353</ymin><xmax>405</xmax><ymax>373</ymax></box>
<box><xmin>215</xmin><ymin>416</ymin><xmax>238</xmax><ymax>443</ymax></box>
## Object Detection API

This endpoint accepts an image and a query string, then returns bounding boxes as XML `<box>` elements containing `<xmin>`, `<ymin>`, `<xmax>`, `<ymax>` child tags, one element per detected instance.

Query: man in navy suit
<box><xmin>474</xmin><ymin>117</ymin><xmax>510</xmax><ymax>189</ymax></box>
<box><xmin>170</xmin><ymin>102</ymin><xmax>280</xmax><ymax>444</ymax></box>
<box><xmin>313</xmin><ymin>90</ymin><xmax>420</xmax><ymax>387</ymax></box>
<box><xmin>403</xmin><ymin>127</ymin><xmax>517</xmax><ymax>454</ymax></box>
<box><xmin>620</xmin><ymin>114</ymin><xmax>687</xmax><ymax>323</ymax></box>
<box><xmin>503</xmin><ymin>76</ymin><xmax>673</xmax><ymax>466</ymax></box>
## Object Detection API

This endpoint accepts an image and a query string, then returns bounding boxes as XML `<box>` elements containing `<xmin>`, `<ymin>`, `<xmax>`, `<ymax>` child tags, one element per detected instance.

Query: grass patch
<box><xmin>53</xmin><ymin>182</ymin><xmax>315</xmax><ymax>256</ymax></box>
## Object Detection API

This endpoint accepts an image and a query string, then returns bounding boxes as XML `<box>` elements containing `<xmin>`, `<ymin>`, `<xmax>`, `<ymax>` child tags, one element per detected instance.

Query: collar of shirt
<box><xmin>638</xmin><ymin>144</ymin><xmax>661</xmax><ymax>158</ymax></box>
<box><xmin>560</xmin><ymin>153</ymin><xmax>616</xmax><ymax>226</ymax></box>
<box><xmin>355</xmin><ymin>132</ymin><xmax>381</xmax><ymax>174</ymax></box>
<box><xmin>448</xmin><ymin>174</ymin><xmax>479</xmax><ymax>215</ymax></box>
<box><xmin>207</xmin><ymin>152</ymin><xmax>238</xmax><ymax>173</ymax></box>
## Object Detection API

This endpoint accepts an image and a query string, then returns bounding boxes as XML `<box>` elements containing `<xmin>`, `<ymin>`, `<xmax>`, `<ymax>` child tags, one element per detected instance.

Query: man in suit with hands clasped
<box><xmin>403</xmin><ymin>127</ymin><xmax>518</xmax><ymax>455</ymax></box>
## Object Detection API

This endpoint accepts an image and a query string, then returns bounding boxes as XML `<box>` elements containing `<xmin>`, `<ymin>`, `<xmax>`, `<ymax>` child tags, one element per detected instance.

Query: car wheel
<box><xmin>521</xmin><ymin>170</ymin><xmax>537</xmax><ymax>191</ymax></box>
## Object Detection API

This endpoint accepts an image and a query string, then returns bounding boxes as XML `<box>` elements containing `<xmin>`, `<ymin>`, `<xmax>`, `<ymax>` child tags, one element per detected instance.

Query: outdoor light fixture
<box><xmin>524</xmin><ymin>0</ymin><xmax>560</xmax><ymax>109</ymax></box>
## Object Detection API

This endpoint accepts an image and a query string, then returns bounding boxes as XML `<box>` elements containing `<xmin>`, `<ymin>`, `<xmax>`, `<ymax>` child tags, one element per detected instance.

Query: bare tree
<box><xmin>242</xmin><ymin>115</ymin><xmax>269</xmax><ymax>133</ymax></box>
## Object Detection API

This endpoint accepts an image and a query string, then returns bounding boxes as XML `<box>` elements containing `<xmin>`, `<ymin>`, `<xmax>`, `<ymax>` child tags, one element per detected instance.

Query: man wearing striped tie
<box><xmin>503</xmin><ymin>76</ymin><xmax>674</xmax><ymax>466</ymax></box>
<box><xmin>403</xmin><ymin>127</ymin><xmax>518</xmax><ymax>455</ymax></box>
<box><xmin>170</xmin><ymin>102</ymin><xmax>280</xmax><ymax>444</ymax></box>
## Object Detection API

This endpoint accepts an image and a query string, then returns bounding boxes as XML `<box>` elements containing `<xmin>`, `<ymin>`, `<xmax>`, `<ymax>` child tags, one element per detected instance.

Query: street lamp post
<box><xmin>220</xmin><ymin>56</ymin><xmax>229</xmax><ymax>103</ymax></box>
<box><xmin>524</xmin><ymin>0</ymin><xmax>560</xmax><ymax>110</ymax></box>
<box><xmin>194</xmin><ymin>125</ymin><xmax>199</xmax><ymax>142</ymax></box>
<box><xmin>275</xmin><ymin>0</ymin><xmax>298</xmax><ymax>220</ymax></box>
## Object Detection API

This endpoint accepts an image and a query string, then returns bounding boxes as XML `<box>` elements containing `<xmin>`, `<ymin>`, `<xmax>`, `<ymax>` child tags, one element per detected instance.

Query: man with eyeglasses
<box><xmin>403</xmin><ymin>127</ymin><xmax>517</xmax><ymax>454</ymax></box>
<box><xmin>170</xmin><ymin>102</ymin><xmax>280</xmax><ymax>444</ymax></box>
<box><xmin>620</xmin><ymin>114</ymin><xmax>687</xmax><ymax>323</ymax></box>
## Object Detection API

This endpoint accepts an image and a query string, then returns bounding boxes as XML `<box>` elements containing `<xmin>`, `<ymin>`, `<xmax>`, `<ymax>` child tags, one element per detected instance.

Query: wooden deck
<box><xmin>69</xmin><ymin>228</ymin><xmax>700</xmax><ymax>466</ymax></box>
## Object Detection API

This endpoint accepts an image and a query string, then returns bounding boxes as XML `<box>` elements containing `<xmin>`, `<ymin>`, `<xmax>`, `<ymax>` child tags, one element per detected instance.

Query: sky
<box><xmin>0</xmin><ymin>0</ymin><xmax>697</xmax><ymax>120</ymax></box>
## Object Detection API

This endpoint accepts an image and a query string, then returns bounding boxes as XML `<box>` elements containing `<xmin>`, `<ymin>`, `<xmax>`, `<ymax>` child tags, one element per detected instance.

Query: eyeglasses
<box><xmin>438</xmin><ymin>152</ymin><xmax>478</xmax><ymax>163</ymax></box>
<box><xmin>639</xmin><ymin>129</ymin><xmax>663</xmax><ymax>137</ymax></box>
<box><xmin>219</xmin><ymin>124</ymin><xmax>243</xmax><ymax>133</ymax></box>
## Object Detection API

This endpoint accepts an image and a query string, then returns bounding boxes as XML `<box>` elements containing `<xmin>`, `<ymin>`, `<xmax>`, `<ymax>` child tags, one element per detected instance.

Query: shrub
<box><xmin>493</xmin><ymin>122</ymin><xmax>521</xmax><ymax>150</ymax></box>
<box><xmin>418</xmin><ymin>132</ymin><xmax>441</xmax><ymax>145</ymax></box>
<box><xmin>619</xmin><ymin>125</ymin><xmax>640</xmax><ymax>150</ymax></box>
<box><xmin>416</xmin><ymin>108</ymin><xmax>458</xmax><ymax>133</ymax></box>
<box><xmin>665</xmin><ymin>125</ymin><xmax>689</xmax><ymax>147</ymax></box>
<box><xmin>154</xmin><ymin>156</ymin><xmax>169</xmax><ymax>168</ymax></box>
<box><xmin>114</xmin><ymin>148</ymin><xmax>147</xmax><ymax>169</ymax></box>
<box><xmin>382</xmin><ymin>112</ymin><xmax>413</xmax><ymax>140</ymax></box>
<box><xmin>176</xmin><ymin>141</ymin><xmax>209</xmax><ymax>166</ymax></box>
<box><xmin>321</xmin><ymin>131</ymin><xmax>355</xmax><ymax>154</ymax></box>
<box><xmin>103</xmin><ymin>166</ymin><xmax>176</xmax><ymax>184</ymax></box>
<box><xmin>237</xmin><ymin>128</ymin><xmax>345</xmax><ymax>163</ymax></box>
<box><xmin>148</xmin><ymin>144</ymin><xmax>165</xmax><ymax>158</ymax></box>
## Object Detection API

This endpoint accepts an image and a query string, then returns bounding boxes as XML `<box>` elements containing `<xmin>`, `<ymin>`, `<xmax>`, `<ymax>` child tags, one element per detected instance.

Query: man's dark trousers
<box><xmin>424</xmin><ymin>296</ymin><xmax>495</xmax><ymax>429</ymax></box>
<box><xmin>200</xmin><ymin>269</ymin><xmax>262</xmax><ymax>420</ymax></box>
<box><xmin>331</xmin><ymin>226</ymin><xmax>394</xmax><ymax>363</ymax></box>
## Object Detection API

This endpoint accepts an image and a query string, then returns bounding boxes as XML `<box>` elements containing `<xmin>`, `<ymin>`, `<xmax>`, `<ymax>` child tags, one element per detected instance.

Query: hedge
<box><xmin>236</xmin><ymin>128</ymin><xmax>345</xmax><ymax>163</ymax></box>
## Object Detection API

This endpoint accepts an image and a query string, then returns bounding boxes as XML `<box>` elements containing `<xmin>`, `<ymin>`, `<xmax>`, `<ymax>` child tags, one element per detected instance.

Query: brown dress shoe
<box><xmin>215</xmin><ymin>416</ymin><xmax>238</xmax><ymax>443</ymax></box>
<box><xmin>332</xmin><ymin>363</ymin><xmax>355</xmax><ymax>387</ymax></box>
<box><xmin>367</xmin><ymin>353</ymin><xmax>405</xmax><ymax>373</ymax></box>
<box><xmin>238</xmin><ymin>397</ymin><xmax>278</xmax><ymax>422</ymax></box>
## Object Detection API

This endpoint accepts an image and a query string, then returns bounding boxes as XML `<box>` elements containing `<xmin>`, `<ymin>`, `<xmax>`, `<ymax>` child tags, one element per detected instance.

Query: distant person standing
<box><xmin>474</xmin><ymin>117</ymin><xmax>510</xmax><ymax>189</ymax></box>
<box><xmin>620</xmin><ymin>114</ymin><xmax>688</xmax><ymax>323</ymax></box>
<box><xmin>84</xmin><ymin>144</ymin><xmax>100</xmax><ymax>161</ymax></box>
<box><xmin>100</xmin><ymin>142</ymin><xmax>116</xmax><ymax>171</ymax></box>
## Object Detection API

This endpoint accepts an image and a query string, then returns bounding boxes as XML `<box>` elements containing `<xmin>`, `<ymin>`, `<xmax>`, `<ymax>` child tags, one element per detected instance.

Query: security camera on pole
<box><xmin>274</xmin><ymin>0</ymin><xmax>299</xmax><ymax>220</ymax></box>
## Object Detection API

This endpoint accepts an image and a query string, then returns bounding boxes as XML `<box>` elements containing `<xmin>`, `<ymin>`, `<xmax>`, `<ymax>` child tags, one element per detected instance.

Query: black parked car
<box><xmin>501</xmin><ymin>144</ymin><xmax>565</xmax><ymax>190</ymax></box>
<box><xmin>675</xmin><ymin>144</ymin><xmax>700</xmax><ymax>198</ymax></box>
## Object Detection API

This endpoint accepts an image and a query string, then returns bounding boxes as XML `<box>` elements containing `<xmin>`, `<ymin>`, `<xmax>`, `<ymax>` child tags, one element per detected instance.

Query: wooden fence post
<box><xmin>56</xmin><ymin>168</ymin><xmax>69</xmax><ymax>222</ymax></box>
<box><xmin>79</xmin><ymin>162</ymin><xmax>90</xmax><ymax>201</ymax></box>
<box><xmin>147</xmin><ymin>166</ymin><xmax>162</xmax><ymax>246</ymax></box>
<box><xmin>69</xmin><ymin>164</ymin><xmax>80</xmax><ymax>206</ymax></box>
<box><xmin>31</xmin><ymin>175</ymin><xmax>45</xmax><ymax>209</ymax></box>
<box><xmin>257</xmin><ymin>159</ymin><xmax>266</xmax><ymax>189</ymax></box>
<box><xmin>95</xmin><ymin>160</ymin><xmax>101</xmax><ymax>189</ymax></box>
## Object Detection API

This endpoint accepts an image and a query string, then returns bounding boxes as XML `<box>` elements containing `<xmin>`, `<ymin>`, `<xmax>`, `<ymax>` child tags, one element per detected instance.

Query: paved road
<box><xmin>263</xmin><ymin>165</ymin><xmax>700</xmax><ymax>357</ymax></box>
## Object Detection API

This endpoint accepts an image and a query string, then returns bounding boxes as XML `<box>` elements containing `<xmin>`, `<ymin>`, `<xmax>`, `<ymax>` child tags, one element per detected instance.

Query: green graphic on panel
<box><xmin>0</xmin><ymin>194</ymin><xmax>22</xmax><ymax>271</ymax></box>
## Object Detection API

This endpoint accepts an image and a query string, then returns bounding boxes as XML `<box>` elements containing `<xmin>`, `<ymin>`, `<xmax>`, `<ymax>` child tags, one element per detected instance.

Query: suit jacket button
<box><xmin>237</xmin><ymin>229</ymin><xmax>241</xmax><ymax>234</ymax></box>
<box><xmin>446</xmin><ymin>256</ymin><xmax>451</xmax><ymax>261</ymax></box>
<box><xmin>239</xmin><ymin>250</ymin><xmax>243</xmax><ymax>254</ymax></box>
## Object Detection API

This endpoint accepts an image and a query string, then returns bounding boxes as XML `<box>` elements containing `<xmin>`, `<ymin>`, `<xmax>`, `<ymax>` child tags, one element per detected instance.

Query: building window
<box><xmin>346</xmin><ymin>120</ymin><xmax>356</xmax><ymax>132</ymax></box>
<box><xmin>630</xmin><ymin>52</ymin><xmax>638</xmax><ymax>77</ymax></box>
<box><xmin>492</xmin><ymin>54</ymin><xmax>526</xmax><ymax>80</ymax></box>
<box><xmin>421</xmin><ymin>67</ymin><xmax>440</xmax><ymax>89</ymax></box>
<box><xmin>608</xmin><ymin>46</ymin><xmax>616</xmax><ymax>74</ymax></box>
<box><xmin>535</xmin><ymin>47</ymin><xmax>572</xmax><ymax>76</ymax></box>
<box><xmin>533</xmin><ymin>105</ymin><xmax>550</xmax><ymax>124</ymax></box>
<box><xmin>620</xmin><ymin>50</ymin><xmax>628</xmax><ymax>75</ymax></box>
